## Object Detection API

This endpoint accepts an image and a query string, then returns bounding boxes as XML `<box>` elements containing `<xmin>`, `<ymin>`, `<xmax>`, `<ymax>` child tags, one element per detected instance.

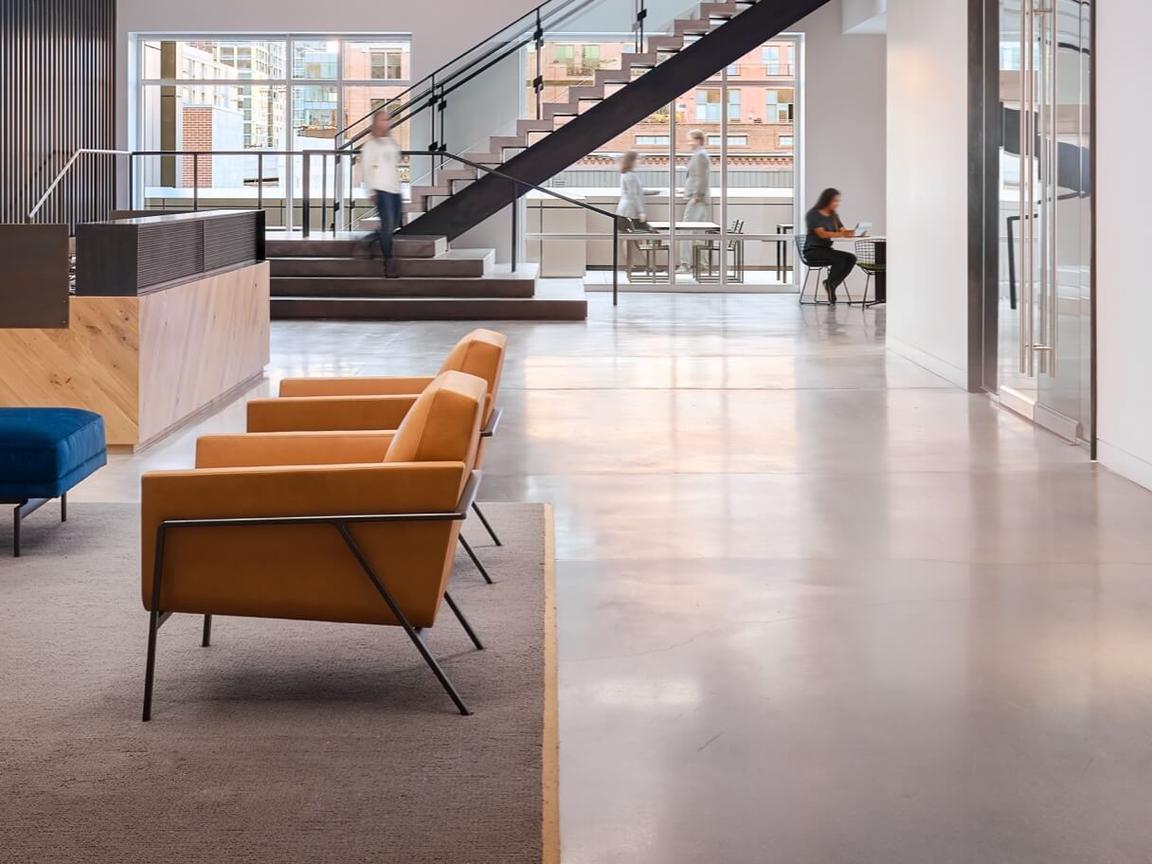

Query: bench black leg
<box><xmin>201</xmin><ymin>614</ymin><xmax>212</xmax><ymax>647</ymax></box>
<box><xmin>60</xmin><ymin>493</ymin><xmax>67</xmax><ymax>522</ymax></box>
<box><xmin>9</xmin><ymin>497</ymin><xmax>60</xmax><ymax>557</ymax></box>
<box><xmin>12</xmin><ymin>502</ymin><xmax>21</xmax><ymax>558</ymax></box>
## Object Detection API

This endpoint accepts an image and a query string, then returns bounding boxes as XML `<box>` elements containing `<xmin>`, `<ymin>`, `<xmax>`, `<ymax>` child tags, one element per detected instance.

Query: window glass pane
<box><xmin>292</xmin><ymin>39</ymin><xmax>339</xmax><ymax>79</ymax></box>
<box><xmin>292</xmin><ymin>84</ymin><xmax>338</xmax><ymax>143</ymax></box>
<box><xmin>140</xmin><ymin>39</ymin><xmax>286</xmax><ymax>80</ymax></box>
<box><xmin>343</xmin><ymin>40</ymin><xmax>411</xmax><ymax>81</ymax></box>
<box><xmin>342</xmin><ymin>85</ymin><xmax>412</xmax><ymax>149</ymax></box>
<box><xmin>138</xmin><ymin>84</ymin><xmax>286</xmax><ymax>202</ymax></box>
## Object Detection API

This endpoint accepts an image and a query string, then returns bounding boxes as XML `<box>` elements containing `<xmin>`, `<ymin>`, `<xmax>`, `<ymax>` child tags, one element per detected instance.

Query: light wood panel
<box><xmin>0</xmin><ymin>262</ymin><xmax>270</xmax><ymax>448</ymax></box>
<box><xmin>0</xmin><ymin>296</ymin><xmax>140</xmax><ymax>443</ymax></box>
<box><xmin>139</xmin><ymin>263</ymin><xmax>270</xmax><ymax>445</ymax></box>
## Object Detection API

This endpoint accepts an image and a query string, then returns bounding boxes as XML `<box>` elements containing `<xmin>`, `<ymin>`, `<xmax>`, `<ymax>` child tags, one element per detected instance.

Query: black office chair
<box><xmin>852</xmin><ymin>238</ymin><xmax>885</xmax><ymax>307</ymax></box>
<box><xmin>796</xmin><ymin>237</ymin><xmax>854</xmax><ymax>305</ymax></box>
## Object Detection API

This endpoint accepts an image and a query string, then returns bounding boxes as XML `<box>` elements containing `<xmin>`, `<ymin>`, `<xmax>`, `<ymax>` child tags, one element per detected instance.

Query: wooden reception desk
<box><xmin>0</xmin><ymin>211</ymin><xmax>270</xmax><ymax>449</ymax></box>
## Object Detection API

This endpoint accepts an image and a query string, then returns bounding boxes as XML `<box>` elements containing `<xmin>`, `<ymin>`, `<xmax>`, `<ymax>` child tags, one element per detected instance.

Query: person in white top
<box><xmin>616</xmin><ymin>150</ymin><xmax>648</xmax><ymax>225</ymax></box>
<box><xmin>358</xmin><ymin>111</ymin><xmax>403</xmax><ymax>275</ymax></box>
<box><xmin>678</xmin><ymin>129</ymin><xmax>712</xmax><ymax>272</ymax></box>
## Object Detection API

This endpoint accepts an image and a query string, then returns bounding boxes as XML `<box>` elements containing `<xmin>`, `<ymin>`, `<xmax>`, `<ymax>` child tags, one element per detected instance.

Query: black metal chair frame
<box><xmin>469</xmin><ymin>407</ymin><xmax>504</xmax><ymax>554</ymax></box>
<box><xmin>796</xmin><ymin>238</ymin><xmax>855</xmax><ymax>306</ymax></box>
<box><xmin>621</xmin><ymin>224</ymin><xmax>670</xmax><ymax>283</ymax></box>
<box><xmin>692</xmin><ymin>219</ymin><xmax>745</xmax><ymax>284</ymax></box>
<box><xmin>143</xmin><ymin>472</ymin><xmax>485</xmax><ymax>721</ymax></box>
<box><xmin>4</xmin><ymin>493</ymin><xmax>66</xmax><ymax>557</ymax></box>
<box><xmin>850</xmin><ymin>238</ymin><xmax>886</xmax><ymax>308</ymax></box>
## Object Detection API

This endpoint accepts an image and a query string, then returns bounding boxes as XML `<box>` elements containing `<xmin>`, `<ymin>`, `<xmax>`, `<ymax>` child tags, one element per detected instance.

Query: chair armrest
<box><xmin>278</xmin><ymin>376</ymin><xmax>435</xmax><ymax>397</ymax></box>
<box><xmin>141</xmin><ymin>461</ymin><xmax>468</xmax><ymax>608</ymax></box>
<box><xmin>195</xmin><ymin>431</ymin><xmax>395</xmax><ymax>469</ymax></box>
<box><xmin>247</xmin><ymin>394</ymin><xmax>420</xmax><ymax>433</ymax></box>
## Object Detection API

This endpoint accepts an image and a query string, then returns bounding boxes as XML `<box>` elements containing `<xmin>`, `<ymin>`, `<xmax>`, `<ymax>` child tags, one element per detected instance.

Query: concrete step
<box><xmin>271</xmin><ymin>294</ymin><xmax>587</xmax><ymax>321</ymax></box>
<box><xmin>675</xmin><ymin>18</ymin><xmax>712</xmax><ymax>35</ymax></box>
<box><xmin>699</xmin><ymin>2</ymin><xmax>740</xmax><ymax>18</ymax></box>
<box><xmin>595</xmin><ymin>67</ymin><xmax>632</xmax><ymax>85</ymax></box>
<box><xmin>621</xmin><ymin>52</ymin><xmax>658</xmax><ymax>68</ymax></box>
<box><xmin>271</xmin><ymin>274</ymin><xmax>535</xmax><ymax>299</ymax></box>
<box><xmin>517</xmin><ymin>118</ymin><xmax>554</xmax><ymax>136</ymax></box>
<box><xmin>269</xmin><ymin>249</ymin><xmax>494</xmax><ymax>278</ymax></box>
<box><xmin>267</xmin><ymin>234</ymin><xmax>447</xmax><ymax>258</ymax></box>
<box><xmin>648</xmin><ymin>36</ymin><xmax>686</xmax><ymax>52</ymax></box>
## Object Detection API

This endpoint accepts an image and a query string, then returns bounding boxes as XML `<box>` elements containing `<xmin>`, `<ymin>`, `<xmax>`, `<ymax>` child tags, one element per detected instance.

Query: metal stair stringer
<box><xmin>400</xmin><ymin>0</ymin><xmax>831</xmax><ymax>242</ymax></box>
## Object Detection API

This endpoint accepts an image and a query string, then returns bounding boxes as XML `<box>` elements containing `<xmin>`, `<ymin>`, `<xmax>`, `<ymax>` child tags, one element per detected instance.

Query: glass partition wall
<box><xmin>527</xmin><ymin>34</ymin><xmax>801</xmax><ymax>290</ymax></box>
<box><xmin>988</xmin><ymin>0</ymin><xmax>1092</xmax><ymax>442</ymax></box>
<box><xmin>135</xmin><ymin>35</ymin><xmax>412</xmax><ymax>230</ymax></box>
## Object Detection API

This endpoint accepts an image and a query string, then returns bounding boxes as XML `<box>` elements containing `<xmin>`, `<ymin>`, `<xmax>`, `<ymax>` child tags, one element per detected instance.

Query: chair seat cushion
<box><xmin>0</xmin><ymin>408</ymin><xmax>107</xmax><ymax>500</ymax></box>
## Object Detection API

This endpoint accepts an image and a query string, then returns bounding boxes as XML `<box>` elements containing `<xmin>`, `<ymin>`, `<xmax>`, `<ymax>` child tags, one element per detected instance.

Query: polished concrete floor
<box><xmin>72</xmin><ymin>292</ymin><xmax>1152</xmax><ymax>863</ymax></box>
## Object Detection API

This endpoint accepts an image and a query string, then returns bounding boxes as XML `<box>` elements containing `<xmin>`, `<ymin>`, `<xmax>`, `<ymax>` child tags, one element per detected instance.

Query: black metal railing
<box><xmin>332</xmin><ymin>0</ymin><xmax>615</xmax><ymax>152</ymax></box>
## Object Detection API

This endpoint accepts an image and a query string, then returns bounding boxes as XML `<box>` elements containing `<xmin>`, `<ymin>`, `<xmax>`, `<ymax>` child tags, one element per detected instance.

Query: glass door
<box><xmin>996</xmin><ymin>0</ymin><xmax>1092</xmax><ymax>442</ymax></box>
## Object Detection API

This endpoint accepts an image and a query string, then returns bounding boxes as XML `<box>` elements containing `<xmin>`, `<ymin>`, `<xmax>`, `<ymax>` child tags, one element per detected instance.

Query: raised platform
<box><xmin>265</xmin><ymin>233</ymin><xmax>587</xmax><ymax>321</ymax></box>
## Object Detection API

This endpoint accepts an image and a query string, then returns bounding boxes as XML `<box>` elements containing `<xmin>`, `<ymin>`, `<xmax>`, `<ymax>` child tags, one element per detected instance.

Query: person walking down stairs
<box><xmin>359</xmin><ymin>111</ymin><xmax>403</xmax><ymax>277</ymax></box>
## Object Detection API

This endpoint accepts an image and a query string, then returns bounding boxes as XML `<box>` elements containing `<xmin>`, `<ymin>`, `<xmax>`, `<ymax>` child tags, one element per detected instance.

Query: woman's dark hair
<box><xmin>814</xmin><ymin>187</ymin><xmax>841</xmax><ymax>211</ymax></box>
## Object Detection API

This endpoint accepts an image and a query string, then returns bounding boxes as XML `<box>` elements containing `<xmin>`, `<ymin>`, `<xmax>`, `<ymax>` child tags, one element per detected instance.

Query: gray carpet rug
<box><xmin>0</xmin><ymin>501</ymin><xmax>550</xmax><ymax>863</ymax></box>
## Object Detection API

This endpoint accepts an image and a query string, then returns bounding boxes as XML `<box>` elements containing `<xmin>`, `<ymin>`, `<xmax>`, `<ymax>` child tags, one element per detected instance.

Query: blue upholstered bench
<box><xmin>0</xmin><ymin>408</ymin><xmax>107</xmax><ymax>556</ymax></box>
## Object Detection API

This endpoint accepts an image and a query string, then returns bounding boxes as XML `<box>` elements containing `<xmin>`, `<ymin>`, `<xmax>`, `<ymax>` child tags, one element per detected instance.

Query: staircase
<box><xmin>284</xmin><ymin>0</ymin><xmax>829</xmax><ymax>320</ymax></box>
<box><xmin>266</xmin><ymin>235</ymin><xmax>586</xmax><ymax>320</ymax></box>
<box><xmin>400</xmin><ymin>0</ymin><xmax>830</xmax><ymax>240</ymax></box>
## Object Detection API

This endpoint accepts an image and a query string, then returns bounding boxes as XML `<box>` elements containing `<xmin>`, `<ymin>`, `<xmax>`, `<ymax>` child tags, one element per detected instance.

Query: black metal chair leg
<box><xmin>338</xmin><ymin>525</ymin><xmax>471</xmax><ymax>716</ymax></box>
<box><xmin>142</xmin><ymin>608</ymin><xmax>161</xmax><ymax>721</ymax></box>
<box><xmin>458</xmin><ymin>535</ymin><xmax>494</xmax><ymax>585</ymax></box>
<box><xmin>142</xmin><ymin>527</ymin><xmax>167</xmax><ymax>721</ymax></box>
<box><xmin>60</xmin><ymin>493</ymin><xmax>67</xmax><ymax>522</ymax></box>
<box><xmin>201</xmin><ymin>614</ymin><xmax>212</xmax><ymax>647</ymax></box>
<box><xmin>443</xmin><ymin>591</ymin><xmax>484</xmax><ymax>650</ymax></box>
<box><xmin>472</xmin><ymin>501</ymin><xmax>502</xmax><ymax>546</ymax></box>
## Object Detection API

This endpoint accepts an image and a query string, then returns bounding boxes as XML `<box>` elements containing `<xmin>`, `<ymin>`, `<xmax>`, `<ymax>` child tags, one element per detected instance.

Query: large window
<box><xmin>526</xmin><ymin>36</ymin><xmax>800</xmax><ymax>289</ymax></box>
<box><xmin>136</xmin><ymin>35</ymin><xmax>411</xmax><ymax>219</ymax></box>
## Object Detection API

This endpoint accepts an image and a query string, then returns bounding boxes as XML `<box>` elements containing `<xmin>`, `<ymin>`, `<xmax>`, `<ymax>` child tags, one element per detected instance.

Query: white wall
<box><xmin>842</xmin><ymin>0</ymin><xmax>886</xmax><ymax>34</ymax></box>
<box><xmin>885</xmin><ymin>0</ymin><xmax>970</xmax><ymax>388</ymax></box>
<box><xmin>1097</xmin><ymin>0</ymin><xmax>1152</xmax><ymax>490</ymax></box>
<box><xmin>796</xmin><ymin>1</ymin><xmax>886</xmax><ymax>235</ymax></box>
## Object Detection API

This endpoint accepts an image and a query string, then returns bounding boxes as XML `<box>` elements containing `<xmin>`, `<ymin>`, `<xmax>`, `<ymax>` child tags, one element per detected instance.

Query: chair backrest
<box><xmin>854</xmin><ymin>239</ymin><xmax>882</xmax><ymax>268</ymax></box>
<box><xmin>385</xmin><ymin>370</ymin><xmax>486</xmax><ymax>469</ymax></box>
<box><xmin>794</xmin><ymin>235</ymin><xmax>811</xmax><ymax>266</ymax></box>
<box><xmin>437</xmin><ymin>329</ymin><xmax>507</xmax><ymax>422</ymax></box>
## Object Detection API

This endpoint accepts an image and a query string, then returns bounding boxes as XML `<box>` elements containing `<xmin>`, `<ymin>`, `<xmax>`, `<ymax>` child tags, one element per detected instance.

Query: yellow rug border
<box><xmin>542</xmin><ymin>504</ymin><xmax>560</xmax><ymax>864</ymax></box>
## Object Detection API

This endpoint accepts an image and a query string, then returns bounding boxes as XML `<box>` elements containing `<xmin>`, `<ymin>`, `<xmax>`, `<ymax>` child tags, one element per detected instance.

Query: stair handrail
<box><xmin>333</xmin><ymin>0</ymin><xmax>626</xmax><ymax>151</ymax></box>
<box><xmin>428</xmin><ymin>150</ymin><xmax>623</xmax><ymax>306</ymax></box>
<box><xmin>27</xmin><ymin>148</ymin><xmax>131</xmax><ymax>220</ymax></box>
<box><xmin>302</xmin><ymin>147</ymin><xmax>622</xmax><ymax>304</ymax></box>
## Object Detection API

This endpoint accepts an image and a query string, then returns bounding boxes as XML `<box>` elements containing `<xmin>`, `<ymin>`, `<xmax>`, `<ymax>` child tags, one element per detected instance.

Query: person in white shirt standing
<box><xmin>678</xmin><ymin>129</ymin><xmax>712</xmax><ymax>273</ymax></box>
<box><xmin>358</xmin><ymin>111</ymin><xmax>403</xmax><ymax>277</ymax></box>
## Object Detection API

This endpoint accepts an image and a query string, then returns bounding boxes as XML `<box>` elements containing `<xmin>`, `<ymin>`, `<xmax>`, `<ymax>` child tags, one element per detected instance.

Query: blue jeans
<box><xmin>372</xmin><ymin>191</ymin><xmax>403</xmax><ymax>259</ymax></box>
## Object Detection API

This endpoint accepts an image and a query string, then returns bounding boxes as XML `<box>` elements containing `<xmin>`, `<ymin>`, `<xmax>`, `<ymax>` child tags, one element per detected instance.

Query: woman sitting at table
<box><xmin>616</xmin><ymin>151</ymin><xmax>649</xmax><ymax>227</ymax></box>
<box><xmin>803</xmin><ymin>187</ymin><xmax>859</xmax><ymax>304</ymax></box>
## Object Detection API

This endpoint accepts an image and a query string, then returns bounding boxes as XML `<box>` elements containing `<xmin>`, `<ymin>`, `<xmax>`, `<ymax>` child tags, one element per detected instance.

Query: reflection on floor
<box><xmin>583</xmin><ymin>268</ymin><xmax>795</xmax><ymax>290</ymax></box>
<box><xmin>72</xmin><ymin>291</ymin><xmax>1152</xmax><ymax>863</ymax></box>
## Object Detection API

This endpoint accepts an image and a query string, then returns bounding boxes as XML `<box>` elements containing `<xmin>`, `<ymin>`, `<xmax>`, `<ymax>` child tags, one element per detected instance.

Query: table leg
<box><xmin>875</xmin><ymin>240</ymin><xmax>887</xmax><ymax>304</ymax></box>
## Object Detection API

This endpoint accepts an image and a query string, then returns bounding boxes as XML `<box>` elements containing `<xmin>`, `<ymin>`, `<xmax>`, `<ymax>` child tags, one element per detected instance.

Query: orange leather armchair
<box><xmin>246</xmin><ymin>328</ymin><xmax>508</xmax><ymax>554</ymax></box>
<box><xmin>140</xmin><ymin>371</ymin><xmax>489</xmax><ymax>720</ymax></box>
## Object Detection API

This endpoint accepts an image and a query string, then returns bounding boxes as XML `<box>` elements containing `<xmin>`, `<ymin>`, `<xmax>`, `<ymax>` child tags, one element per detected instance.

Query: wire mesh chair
<box><xmin>796</xmin><ymin>237</ymin><xmax>854</xmax><ymax>305</ymax></box>
<box><xmin>852</xmin><ymin>238</ymin><xmax>886</xmax><ymax>307</ymax></box>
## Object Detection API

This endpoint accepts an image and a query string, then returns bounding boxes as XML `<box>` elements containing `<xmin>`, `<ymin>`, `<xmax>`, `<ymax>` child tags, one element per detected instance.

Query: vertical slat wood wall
<box><xmin>0</xmin><ymin>0</ymin><xmax>116</xmax><ymax>231</ymax></box>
